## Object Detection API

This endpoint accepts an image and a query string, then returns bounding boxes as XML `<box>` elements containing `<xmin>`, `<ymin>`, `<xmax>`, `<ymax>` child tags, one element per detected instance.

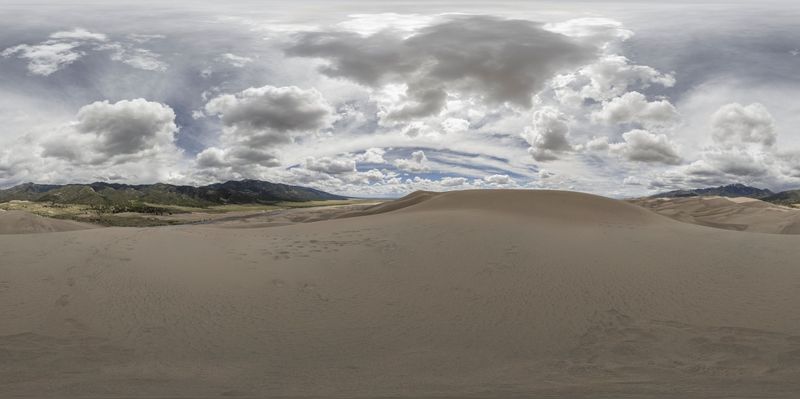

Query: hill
<box><xmin>0</xmin><ymin>180</ymin><xmax>346</xmax><ymax>207</ymax></box>
<box><xmin>650</xmin><ymin>183</ymin><xmax>774</xmax><ymax>199</ymax></box>
<box><xmin>762</xmin><ymin>189</ymin><xmax>800</xmax><ymax>206</ymax></box>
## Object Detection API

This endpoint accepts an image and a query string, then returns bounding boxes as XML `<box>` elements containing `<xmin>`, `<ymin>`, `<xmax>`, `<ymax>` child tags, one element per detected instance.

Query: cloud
<box><xmin>205</xmin><ymin>85</ymin><xmax>334</xmax><ymax>139</ymax></box>
<box><xmin>287</xmin><ymin>15</ymin><xmax>598</xmax><ymax>120</ymax></box>
<box><xmin>441</xmin><ymin>117</ymin><xmax>470</xmax><ymax>134</ymax></box>
<box><xmin>198</xmin><ymin>85</ymin><xmax>335</xmax><ymax>172</ymax></box>
<box><xmin>195</xmin><ymin>147</ymin><xmax>280</xmax><ymax>169</ymax></box>
<box><xmin>483</xmin><ymin>174</ymin><xmax>514</xmax><ymax>185</ymax></box>
<box><xmin>220</xmin><ymin>53</ymin><xmax>253</xmax><ymax>67</ymax></box>
<box><xmin>50</xmin><ymin>28</ymin><xmax>108</xmax><ymax>42</ymax></box>
<box><xmin>710</xmin><ymin>102</ymin><xmax>776</xmax><ymax>148</ymax></box>
<box><xmin>543</xmin><ymin>18</ymin><xmax>633</xmax><ymax>48</ymax></box>
<box><xmin>522</xmin><ymin>106</ymin><xmax>572</xmax><ymax>161</ymax></box>
<box><xmin>592</xmin><ymin>91</ymin><xmax>680</xmax><ymax>129</ymax></box>
<box><xmin>305</xmin><ymin>156</ymin><xmax>357</xmax><ymax>174</ymax></box>
<box><xmin>394</xmin><ymin>150</ymin><xmax>430</xmax><ymax>172</ymax></box>
<box><xmin>585</xmin><ymin>136</ymin><xmax>611</xmax><ymax>151</ymax></box>
<box><xmin>440</xmin><ymin>176</ymin><xmax>467</xmax><ymax>186</ymax></box>
<box><xmin>41</xmin><ymin>99</ymin><xmax>178</xmax><ymax>164</ymax></box>
<box><xmin>2</xmin><ymin>28</ymin><xmax>167</xmax><ymax>75</ymax></box>
<box><xmin>195</xmin><ymin>147</ymin><xmax>228</xmax><ymax>168</ymax></box>
<box><xmin>2</xmin><ymin>41</ymin><xmax>85</xmax><ymax>76</ymax></box>
<box><xmin>610</xmin><ymin>129</ymin><xmax>681</xmax><ymax>165</ymax></box>
<box><xmin>553</xmin><ymin>55</ymin><xmax>675</xmax><ymax>105</ymax></box>
<box><xmin>99</xmin><ymin>43</ymin><xmax>168</xmax><ymax>71</ymax></box>
<box><xmin>354</xmin><ymin>147</ymin><xmax>387</xmax><ymax>164</ymax></box>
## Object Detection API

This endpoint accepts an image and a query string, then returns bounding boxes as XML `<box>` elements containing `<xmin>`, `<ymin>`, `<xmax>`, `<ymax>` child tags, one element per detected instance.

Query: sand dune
<box><xmin>632</xmin><ymin>195</ymin><xmax>800</xmax><ymax>234</ymax></box>
<box><xmin>2</xmin><ymin>190</ymin><xmax>800</xmax><ymax>398</ymax></box>
<box><xmin>0</xmin><ymin>210</ymin><xmax>96</xmax><ymax>234</ymax></box>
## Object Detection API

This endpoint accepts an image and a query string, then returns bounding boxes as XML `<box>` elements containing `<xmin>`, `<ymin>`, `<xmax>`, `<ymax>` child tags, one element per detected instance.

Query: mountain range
<box><xmin>0</xmin><ymin>180</ymin><xmax>346</xmax><ymax>207</ymax></box>
<box><xmin>650</xmin><ymin>183</ymin><xmax>800</xmax><ymax>205</ymax></box>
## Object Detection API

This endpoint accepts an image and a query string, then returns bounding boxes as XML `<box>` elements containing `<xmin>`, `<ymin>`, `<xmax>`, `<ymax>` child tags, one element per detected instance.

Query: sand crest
<box><xmin>0</xmin><ymin>210</ymin><xmax>96</xmax><ymax>234</ymax></box>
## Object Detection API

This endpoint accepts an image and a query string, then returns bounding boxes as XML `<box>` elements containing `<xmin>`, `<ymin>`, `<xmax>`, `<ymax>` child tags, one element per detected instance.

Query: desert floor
<box><xmin>2</xmin><ymin>190</ymin><xmax>800</xmax><ymax>398</ymax></box>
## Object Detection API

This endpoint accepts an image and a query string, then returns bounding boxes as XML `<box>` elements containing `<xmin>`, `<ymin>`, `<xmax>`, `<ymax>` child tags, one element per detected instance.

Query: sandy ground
<box><xmin>2</xmin><ymin>190</ymin><xmax>800</xmax><ymax>398</ymax></box>
<box><xmin>631</xmin><ymin>196</ymin><xmax>800</xmax><ymax>234</ymax></box>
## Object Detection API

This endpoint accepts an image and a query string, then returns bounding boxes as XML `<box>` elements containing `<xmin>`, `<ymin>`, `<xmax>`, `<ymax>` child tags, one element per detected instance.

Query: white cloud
<box><xmin>522</xmin><ymin>106</ymin><xmax>572</xmax><ymax>161</ymax></box>
<box><xmin>355</xmin><ymin>147</ymin><xmax>387</xmax><ymax>164</ymax></box>
<box><xmin>336</xmin><ymin>13</ymin><xmax>441</xmax><ymax>37</ymax></box>
<box><xmin>593</xmin><ymin>91</ymin><xmax>680</xmax><ymax>129</ymax></box>
<box><xmin>440</xmin><ymin>176</ymin><xmax>468</xmax><ymax>186</ymax></box>
<box><xmin>50</xmin><ymin>28</ymin><xmax>108</xmax><ymax>42</ymax></box>
<box><xmin>2</xmin><ymin>28</ymin><xmax>168</xmax><ymax>75</ymax></box>
<box><xmin>220</xmin><ymin>53</ymin><xmax>253</xmax><ymax>67</ymax></box>
<box><xmin>610</xmin><ymin>129</ymin><xmax>681</xmax><ymax>165</ymax></box>
<box><xmin>305</xmin><ymin>156</ymin><xmax>357</xmax><ymax>174</ymax></box>
<box><xmin>553</xmin><ymin>55</ymin><xmax>675</xmax><ymax>105</ymax></box>
<box><xmin>543</xmin><ymin>18</ymin><xmax>633</xmax><ymax>48</ymax></box>
<box><xmin>2</xmin><ymin>41</ymin><xmax>84</xmax><ymax>76</ymax></box>
<box><xmin>441</xmin><ymin>117</ymin><xmax>470</xmax><ymax>134</ymax></box>
<box><xmin>100</xmin><ymin>44</ymin><xmax>167</xmax><ymax>71</ymax></box>
<box><xmin>710</xmin><ymin>102</ymin><xmax>776</xmax><ymax>148</ymax></box>
<box><xmin>585</xmin><ymin>136</ymin><xmax>611</xmax><ymax>151</ymax></box>
<box><xmin>394</xmin><ymin>150</ymin><xmax>430</xmax><ymax>172</ymax></box>
<box><xmin>483</xmin><ymin>174</ymin><xmax>514</xmax><ymax>185</ymax></box>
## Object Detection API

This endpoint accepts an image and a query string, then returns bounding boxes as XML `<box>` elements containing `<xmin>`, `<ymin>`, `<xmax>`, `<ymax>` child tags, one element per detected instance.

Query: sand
<box><xmin>0</xmin><ymin>210</ymin><xmax>96</xmax><ymax>234</ymax></box>
<box><xmin>631</xmin><ymin>195</ymin><xmax>800</xmax><ymax>234</ymax></box>
<box><xmin>2</xmin><ymin>189</ymin><xmax>800</xmax><ymax>398</ymax></box>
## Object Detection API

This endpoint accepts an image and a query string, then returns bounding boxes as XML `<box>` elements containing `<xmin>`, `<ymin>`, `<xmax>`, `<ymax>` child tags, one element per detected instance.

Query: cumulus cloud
<box><xmin>41</xmin><ymin>99</ymin><xmax>178</xmax><ymax>164</ymax></box>
<box><xmin>441</xmin><ymin>117</ymin><xmax>470</xmax><ymax>134</ymax></box>
<box><xmin>198</xmin><ymin>85</ymin><xmax>335</xmax><ymax>172</ymax></box>
<box><xmin>205</xmin><ymin>85</ymin><xmax>334</xmax><ymax>139</ymax></box>
<box><xmin>585</xmin><ymin>136</ymin><xmax>611</xmax><ymax>151</ymax></box>
<box><xmin>394</xmin><ymin>150</ymin><xmax>430</xmax><ymax>172</ymax></box>
<box><xmin>593</xmin><ymin>91</ymin><xmax>680</xmax><ymax>129</ymax></box>
<box><xmin>440</xmin><ymin>176</ymin><xmax>467</xmax><ymax>186</ymax></box>
<box><xmin>305</xmin><ymin>156</ymin><xmax>357</xmax><ymax>174</ymax></box>
<box><xmin>287</xmin><ymin>15</ymin><xmax>598</xmax><ymax>120</ymax></box>
<box><xmin>522</xmin><ymin>106</ymin><xmax>572</xmax><ymax>161</ymax></box>
<box><xmin>553</xmin><ymin>55</ymin><xmax>675</xmax><ymax>105</ymax></box>
<box><xmin>483</xmin><ymin>174</ymin><xmax>514</xmax><ymax>185</ymax></box>
<box><xmin>648</xmin><ymin>102</ymin><xmax>800</xmax><ymax>190</ymax></box>
<box><xmin>610</xmin><ymin>129</ymin><xmax>681</xmax><ymax>165</ymax></box>
<box><xmin>355</xmin><ymin>147</ymin><xmax>387</xmax><ymax>164</ymax></box>
<box><xmin>710</xmin><ymin>102</ymin><xmax>776</xmax><ymax>148</ymax></box>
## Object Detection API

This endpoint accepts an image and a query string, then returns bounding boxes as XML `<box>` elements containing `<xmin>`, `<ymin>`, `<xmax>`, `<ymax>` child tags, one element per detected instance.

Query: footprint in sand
<box><xmin>55</xmin><ymin>294</ymin><xmax>70</xmax><ymax>307</ymax></box>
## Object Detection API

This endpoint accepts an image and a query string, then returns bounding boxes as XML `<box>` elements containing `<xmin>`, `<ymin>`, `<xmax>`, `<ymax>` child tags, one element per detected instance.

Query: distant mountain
<box><xmin>650</xmin><ymin>184</ymin><xmax>774</xmax><ymax>199</ymax></box>
<box><xmin>0</xmin><ymin>180</ymin><xmax>346</xmax><ymax>207</ymax></box>
<box><xmin>762</xmin><ymin>190</ymin><xmax>800</xmax><ymax>206</ymax></box>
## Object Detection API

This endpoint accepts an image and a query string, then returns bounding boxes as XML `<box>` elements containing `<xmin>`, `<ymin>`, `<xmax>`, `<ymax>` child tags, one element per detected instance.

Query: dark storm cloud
<box><xmin>287</xmin><ymin>15</ymin><xmax>598</xmax><ymax>118</ymax></box>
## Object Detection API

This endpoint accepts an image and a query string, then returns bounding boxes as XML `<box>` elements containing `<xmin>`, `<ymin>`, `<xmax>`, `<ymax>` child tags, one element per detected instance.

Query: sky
<box><xmin>2</xmin><ymin>1</ymin><xmax>800</xmax><ymax>197</ymax></box>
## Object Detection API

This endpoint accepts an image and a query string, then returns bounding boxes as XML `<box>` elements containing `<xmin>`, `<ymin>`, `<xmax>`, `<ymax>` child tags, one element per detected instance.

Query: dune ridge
<box><xmin>0</xmin><ymin>210</ymin><xmax>96</xmax><ymax>234</ymax></box>
<box><xmin>632</xmin><ymin>195</ymin><xmax>800</xmax><ymax>234</ymax></box>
